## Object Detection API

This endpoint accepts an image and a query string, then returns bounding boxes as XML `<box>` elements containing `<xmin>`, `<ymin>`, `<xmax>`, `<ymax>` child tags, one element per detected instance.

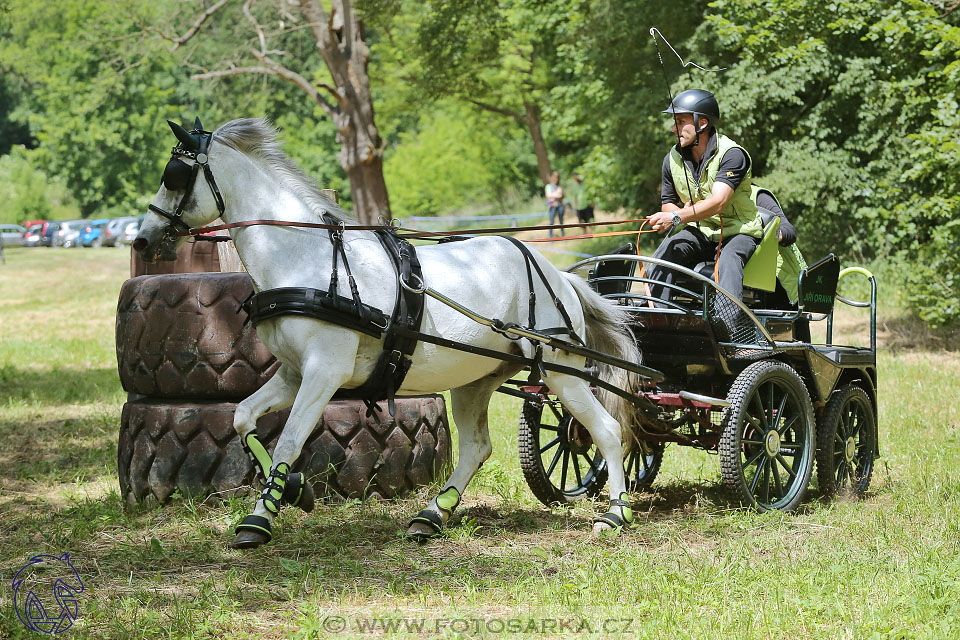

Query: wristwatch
<box><xmin>671</xmin><ymin>212</ymin><xmax>682</xmax><ymax>228</ymax></box>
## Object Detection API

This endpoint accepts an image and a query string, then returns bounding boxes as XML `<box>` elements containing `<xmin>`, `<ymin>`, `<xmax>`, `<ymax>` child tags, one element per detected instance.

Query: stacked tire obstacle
<box><xmin>116</xmin><ymin>240</ymin><xmax>452</xmax><ymax>505</ymax></box>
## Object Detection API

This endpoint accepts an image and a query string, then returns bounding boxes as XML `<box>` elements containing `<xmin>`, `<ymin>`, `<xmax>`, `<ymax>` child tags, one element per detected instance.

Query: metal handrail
<box><xmin>827</xmin><ymin>267</ymin><xmax>877</xmax><ymax>353</ymax></box>
<box><xmin>569</xmin><ymin>254</ymin><xmax>775</xmax><ymax>344</ymax></box>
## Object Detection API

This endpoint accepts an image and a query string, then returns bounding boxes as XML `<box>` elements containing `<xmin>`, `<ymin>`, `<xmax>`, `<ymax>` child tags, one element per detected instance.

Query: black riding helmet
<box><xmin>663</xmin><ymin>89</ymin><xmax>720</xmax><ymax>135</ymax></box>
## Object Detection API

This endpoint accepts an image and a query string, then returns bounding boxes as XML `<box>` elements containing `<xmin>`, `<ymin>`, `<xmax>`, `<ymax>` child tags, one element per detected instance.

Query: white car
<box><xmin>0</xmin><ymin>224</ymin><xmax>27</xmax><ymax>247</ymax></box>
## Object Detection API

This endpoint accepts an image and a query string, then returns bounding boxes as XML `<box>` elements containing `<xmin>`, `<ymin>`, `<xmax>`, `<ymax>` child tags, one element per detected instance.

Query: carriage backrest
<box><xmin>588</xmin><ymin>243</ymin><xmax>637</xmax><ymax>297</ymax></box>
<box><xmin>797</xmin><ymin>253</ymin><xmax>840</xmax><ymax>314</ymax></box>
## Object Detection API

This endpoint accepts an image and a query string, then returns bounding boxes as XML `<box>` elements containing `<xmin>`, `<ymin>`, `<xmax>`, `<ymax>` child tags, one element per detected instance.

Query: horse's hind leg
<box><xmin>541</xmin><ymin>371</ymin><xmax>632</xmax><ymax>533</ymax></box>
<box><xmin>407</xmin><ymin>365</ymin><xmax>522</xmax><ymax>540</ymax></box>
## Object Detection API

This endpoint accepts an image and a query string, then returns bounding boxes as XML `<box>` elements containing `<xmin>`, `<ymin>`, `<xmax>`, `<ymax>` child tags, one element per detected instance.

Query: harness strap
<box><xmin>501</xmin><ymin>236</ymin><xmax>584</xmax><ymax>345</ymax></box>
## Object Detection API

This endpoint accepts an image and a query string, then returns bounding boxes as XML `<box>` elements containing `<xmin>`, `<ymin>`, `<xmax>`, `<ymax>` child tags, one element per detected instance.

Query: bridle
<box><xmin>148</xmin><ymin>126</ymin><xmax>226</xmax><ymax>233</ymax></box>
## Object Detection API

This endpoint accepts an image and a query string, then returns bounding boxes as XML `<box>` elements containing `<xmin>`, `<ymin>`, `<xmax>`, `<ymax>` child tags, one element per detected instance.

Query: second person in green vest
<box><xmin>646</xmin><ymin>89</ymin><xmax>764</xmax><ymax>303</ymax></box>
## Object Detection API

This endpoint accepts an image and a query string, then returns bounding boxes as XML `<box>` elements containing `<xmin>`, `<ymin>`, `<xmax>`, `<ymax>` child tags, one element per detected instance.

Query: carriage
<box><xmin>514</xmin><ymin>243</ymin><xmax>879</xmax><ymax>512</ymax></box>
<box><xmin>138</xmin><ymin>117</ymin><xmax>880</xmax><ymax>546</ymax></box>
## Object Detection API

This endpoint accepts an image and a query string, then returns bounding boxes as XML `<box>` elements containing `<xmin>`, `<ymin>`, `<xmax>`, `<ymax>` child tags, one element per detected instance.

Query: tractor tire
<box><xmin>118</xmin><ymin>395</ymin><xmax>452</xmax><ymax>505</ymax></box>
<box><xmin>116</xmin><ymin>272</ymin><xmax>279</xmax><ymax>400</ymax></box>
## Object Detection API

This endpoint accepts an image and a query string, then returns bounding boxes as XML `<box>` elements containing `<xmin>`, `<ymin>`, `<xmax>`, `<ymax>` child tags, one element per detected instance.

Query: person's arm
<box><xmin>649</xmin><ymin>149</ymin><xmax>748</xmax><ymax>233</ymax></box>
<box><xmin>755</xmin><ymin>191</ymin><xmax>797</xmax><ymax>245</ymax></box>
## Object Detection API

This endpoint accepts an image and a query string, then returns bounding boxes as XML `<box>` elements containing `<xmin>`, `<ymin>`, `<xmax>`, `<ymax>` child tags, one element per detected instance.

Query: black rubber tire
<box><xmin>518</xmin><ymin>398</ymin><xmax>608</xmax><ymax>506</ymax></box>
<box><xmin>117</xmin><ymin>395</ymin><xmax>452</xmax><ymax>505</ymax></box>
<box><xmin>625</xmin><ymin>440</ymin><xmax>664</xmax><ymax>491</ymax></box>
<box><xmin>816</xmin><ymin>384</ymin><xmax>876</xmax><ymax>498</ymax></box>
<box><xmin>116</xmin><ymin>273</ymin><xmax>280</xmax><ymax>400</ymax></box>
<box><xmin>719</xmin><ymin>360</ymin><xmax>815</xmax><ymax>512</ymax></box>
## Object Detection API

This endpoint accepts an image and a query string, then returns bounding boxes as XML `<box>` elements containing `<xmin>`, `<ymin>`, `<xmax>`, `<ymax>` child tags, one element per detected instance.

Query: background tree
<box><xmin>163</xmin><ymin>0</ymin><xmax>391</xmax><ymax>224</ymax></box>
<box><xmin>411</xmin><ymin>0</ymin><xmax>580</xmax><ymax>184</ymax></box>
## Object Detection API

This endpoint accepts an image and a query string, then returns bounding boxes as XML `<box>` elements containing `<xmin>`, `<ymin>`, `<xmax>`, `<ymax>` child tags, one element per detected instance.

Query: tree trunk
<box><xmin>301</xmin><ymin>0</ymin><xmax>391</xmax><ymax>224</ymax></box>
<box><xmin>524</xmin><ymin>101</ymin><xmax>552</xmax><ymax>184</ymax></box>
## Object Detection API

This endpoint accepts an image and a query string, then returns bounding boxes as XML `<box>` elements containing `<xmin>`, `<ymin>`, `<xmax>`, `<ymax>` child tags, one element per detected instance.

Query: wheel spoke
<box><xmin>742</xmin><ymin>438</ymin><xmax>765</xmax><ymax>446</ymax></box>
<box><xmin>545</xmin><ymin>446</ymin><xmax>563</xmax><ymax>477</ymax></box>
<box><xmin>767</xmin><ymin>382</ymin><xmax>776</xmax><ymax>429</ymax></box>
<box><xmin>750</xmin><ymin>393</ymin><xmax>767</xmax><ymax>430</ymax></box>
<box><xmin>742</xmin><ymin>448</ymin><xmax>765</xmax><ymax>470</ymax></box>
<box><xmin>762</xmin><ymin>458</ymin><xmax>772</xmax><ymax>502</ymax></box>
<box><xmin>777</xmin><ymin>412</ymin><xmax>799</xmax><ymax>436</ymax></box>
<box><xmin>749</xmin><ymin>457</ymin><xmax>768</xmax><ymax>494</ymax></box>
<box><xmin>539</xmin><ymin>423</ymin><xmax>560</xmax><ymax>433</ymax></box>
<box><xmin>547</xmin><ymin>404</ymin><xmax>563</xmax><ymax>422</ymax></box>
<box><xmin>776</xmin><ymin>454</ymin><xmax>797</xmax><ymax>479</ymax></box>
<box><xmin>560</xmin><ymin>449</ymin><xmax>569</xmax><ymax>491</ymax></box>
<box><xmin>572</xmin><ymin>452</ymin><xmax>583</xmax><ymax>487</ymax></box>
<box><xmin>539</xmin><ymin>437</ymin><xmax>560</xmax><ymax>454</ymax></box>
<box><xmin>586</xmin><ymin>450</ymin><xmax>600</xmax><ymax>476</ymax></box>
<box><xmin>771</xmin><ymin>461</ymin><xmax>784</xmax><ymax>499</ymax></box>
<box><xmin>774</xmin><ymin>386</ymin><xmax>788</xmax><ymax>432</ymax></box>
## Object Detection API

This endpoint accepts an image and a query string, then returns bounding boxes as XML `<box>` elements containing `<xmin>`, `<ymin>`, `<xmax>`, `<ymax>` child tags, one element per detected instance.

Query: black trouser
<box><xmin>648</xmin><ymin>226</ymin><xmax>760</xmax><ymax>301</ymax></box>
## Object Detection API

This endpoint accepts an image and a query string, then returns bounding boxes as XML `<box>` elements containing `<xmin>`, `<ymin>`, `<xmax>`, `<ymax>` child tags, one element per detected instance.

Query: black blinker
<box><xmin>162</xmin><ymin>158</ymin><xmax>193</xmax><ymax>191</ymax></box>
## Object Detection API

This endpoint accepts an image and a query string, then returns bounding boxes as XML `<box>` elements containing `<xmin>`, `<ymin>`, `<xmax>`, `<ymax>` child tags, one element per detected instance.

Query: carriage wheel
<box><xmin>816</xmin><ymin>384</ymin><xmax>876</xmax><ymax>498</ymax></box>
<box><xmin>719</xmin><ymin>360</ymin><xmax>815</xmax><ymax>511</ymax></box>
<box><xmin>518</xmin><ymin>398</ymin><xmax>608</xmax><ymax>505</ymax></box>
<box><xmin>625</xmin><ymin>440</ymin><xmax>664</xmax><ymax>491</ymax></box>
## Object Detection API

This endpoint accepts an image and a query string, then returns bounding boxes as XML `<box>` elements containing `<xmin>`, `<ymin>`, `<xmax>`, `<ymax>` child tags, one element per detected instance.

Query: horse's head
<box><xmin>134</xmin><ymin>118</ymin><xmax>226</xmax><ymax>262</ymax></box>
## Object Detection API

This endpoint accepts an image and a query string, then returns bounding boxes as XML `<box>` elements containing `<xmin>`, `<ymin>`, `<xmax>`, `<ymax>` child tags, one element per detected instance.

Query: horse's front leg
<box><xmin>232</xmin><ymin>341</ymin><xmax>357</xmax><ymax>550</ymax></box>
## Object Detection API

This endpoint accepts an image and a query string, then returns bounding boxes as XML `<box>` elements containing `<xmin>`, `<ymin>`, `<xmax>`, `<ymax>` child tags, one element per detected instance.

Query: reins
<box><xmin>176</xmin><ymin>216</ymin><xmax>660</xmax><ymax>244</ymax></box>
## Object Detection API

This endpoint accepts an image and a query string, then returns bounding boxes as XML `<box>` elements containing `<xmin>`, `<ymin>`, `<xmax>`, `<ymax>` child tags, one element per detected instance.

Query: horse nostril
<box><xmin>132</xmin><ymin>237</ymin><xmax>148</xmax><ymax>252</ymax></box>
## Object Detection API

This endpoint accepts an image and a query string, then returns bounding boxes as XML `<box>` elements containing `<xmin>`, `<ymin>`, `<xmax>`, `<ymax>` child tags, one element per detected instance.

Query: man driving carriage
<box><xmin>646</xmin><ymin>89</ymin><xmax>764</xmax><ymax>304</ymax></box>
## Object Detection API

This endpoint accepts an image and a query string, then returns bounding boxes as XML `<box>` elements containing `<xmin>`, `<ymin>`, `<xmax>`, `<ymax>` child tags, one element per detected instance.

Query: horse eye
<box><xmin>162</xmin><ymin>158</ymin><xmax>192</xmax><ymax>191</ymax></box>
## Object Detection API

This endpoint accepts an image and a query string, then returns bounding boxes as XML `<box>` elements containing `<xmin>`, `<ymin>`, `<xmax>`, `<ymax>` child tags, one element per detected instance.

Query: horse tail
<box><xmin>562</xmin><ymin>273</ymin><xmax>640</xmax><ymax>448</ymax></box>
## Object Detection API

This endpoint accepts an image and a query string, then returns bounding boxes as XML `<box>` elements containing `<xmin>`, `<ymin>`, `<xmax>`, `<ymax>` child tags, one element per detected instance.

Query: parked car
<box><xmin>22</xmin><ymin>224</ymin><xmax>44</xmax><ymax>247</ymax></box>
<box><xmin>116</xmin><ymin>220</ymin><xmax>141</xmax><ymax>246</ymax></box>
<box><xmin>55</xmin><ymin>220</ymin><xmax>87</xmax><ymax>248</ymax></box>
<box><xmin>79</xmin><ymin>219</ymin><xmax>110</xmax><ymax>247</ymax></box>
<box><xmin>0</xmin><ymin>224</ymin><xmax>27</xmax><ymax>247</ymax></box>
<box><xmin>41</xmin><ymin>222</ymin><xmax>60</xmax><ymax>247</ymax></box>
<box><xmin>103</xmin><ymin>216</ymin><xmax>139</xmax><ymax>247</ymax></box>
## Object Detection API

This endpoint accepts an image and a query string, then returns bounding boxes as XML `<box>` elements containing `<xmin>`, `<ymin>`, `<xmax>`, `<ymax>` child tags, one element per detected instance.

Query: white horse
<box><xmin>135</xmin><ymin>117</ymin><xmax>641</xmax><ymax>549</ymax></box>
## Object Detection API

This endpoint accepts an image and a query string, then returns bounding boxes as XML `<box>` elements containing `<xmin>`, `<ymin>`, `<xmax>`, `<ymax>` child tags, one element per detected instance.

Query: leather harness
<box><xmin>242</xmin><ymin>215</ymin><xmax>426</xmax><ymax>419</ymax></box>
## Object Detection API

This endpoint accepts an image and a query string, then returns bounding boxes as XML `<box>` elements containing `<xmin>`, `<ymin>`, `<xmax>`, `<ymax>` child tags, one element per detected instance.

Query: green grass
<box><xmin>2</xmin><ymin>246</ymin><xmax>960</xmax><ymax>639</ymax></box>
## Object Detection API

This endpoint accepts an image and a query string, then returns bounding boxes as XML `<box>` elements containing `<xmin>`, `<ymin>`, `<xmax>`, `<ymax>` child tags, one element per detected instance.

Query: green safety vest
<box><xmin>669</xmin><ymin>134</ymin><xmax>764</xmax><ymax>242</ymax></box>
<box><xmin>751</xmin><ymin>185</ymin><xmax>807</xmax><ymax>303</ymax></box>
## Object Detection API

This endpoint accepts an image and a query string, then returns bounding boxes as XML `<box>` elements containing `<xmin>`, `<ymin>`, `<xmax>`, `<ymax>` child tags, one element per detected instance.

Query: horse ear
<box><xmin>168</xmin><ymin>120</ymin><xmax>198</xmax><ymax>151</ymax></box>
<box><xmin>193</xmin><ymin>117</ymin><xmax>203</xmax><ymax>131</ymax></box>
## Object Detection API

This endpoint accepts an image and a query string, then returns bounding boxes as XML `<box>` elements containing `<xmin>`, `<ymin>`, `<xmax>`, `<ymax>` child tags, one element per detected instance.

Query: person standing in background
<box><xmin>545</xmin><ymin>171</ymin><xmax>564</xmax><ymax>238</ymax></box>
<box><xmin>570</xmin><ymin>173</ymin><xmax>594</xmax><ymax>224</ymax></box>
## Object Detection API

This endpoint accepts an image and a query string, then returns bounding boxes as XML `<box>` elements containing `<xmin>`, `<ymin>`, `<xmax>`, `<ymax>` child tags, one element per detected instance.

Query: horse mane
<box><xmin>212</xmin><ymin>117</ymin><xmax>356</xmax><ymax>224</ymax></box>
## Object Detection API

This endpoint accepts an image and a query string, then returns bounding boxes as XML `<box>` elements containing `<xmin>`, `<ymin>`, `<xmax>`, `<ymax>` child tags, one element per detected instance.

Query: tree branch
<box><xmin>249</xmin><ymin>49</ymin><xmax>340</xmax><ymax>116</ymax></box>
<box><xmin>161</xmin><ymin>0</ymin><xmax>231</xmax><ymax>52</ymax></box>
<box><xmin>465</xmin><ymin>98</ymin><xmax>524</xmax><ymax>122</ymax></box>
<box><xmin>243</xmin><ymin>0</ymin><xmax>267</xmax><ymax>54</ymax></box>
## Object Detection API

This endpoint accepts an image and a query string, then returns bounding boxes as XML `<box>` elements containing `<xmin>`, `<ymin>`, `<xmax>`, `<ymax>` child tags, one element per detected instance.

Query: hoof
<box><xmin>406</xmin><ymin>522</ymin><xmax>440</xmax><ymax>541</ymax></box>
<box><xmin>592</xmin><ymin>521</ymin><xmax>617</xmax><ymax>534</ymax></box>
<box><xmin>230</xmin><ymin>529</ymin><xmax>270</xmax><ymax>549</ymax></box>
<box><xmin>284</xmin><ymin>473</ymin><xmax>315</xmax><ymax>513</ymax></box>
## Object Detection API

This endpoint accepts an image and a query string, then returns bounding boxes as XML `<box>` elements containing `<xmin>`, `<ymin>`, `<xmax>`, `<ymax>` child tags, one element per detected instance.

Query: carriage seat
<box><xmin>690</xmin><ymin>211</ymin><xmax>781</xmax><ymax>294</ymax></box>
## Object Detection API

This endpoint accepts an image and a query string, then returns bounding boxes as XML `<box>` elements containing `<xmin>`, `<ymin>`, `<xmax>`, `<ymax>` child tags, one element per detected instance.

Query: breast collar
<box><xmin>148</xmin><ymin>128</ymin><xmax>226</xmax><ymax>233</ymax></box>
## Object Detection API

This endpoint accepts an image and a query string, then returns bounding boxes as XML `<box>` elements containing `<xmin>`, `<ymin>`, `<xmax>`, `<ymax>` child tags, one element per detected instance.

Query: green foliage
<box><xmin>383</xmin><ymin>103</ymin><xmax>536</xmax><ymax>216</ymax></box>
<box><xmin>683</xmin><ymin>0</ymin><xmax>960</xmax><ymax>324</ymax></box>
<box><xmin>0</xmin><ymin>147</ymin><xmax>81</xmax><ymax>224</ymax></box>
